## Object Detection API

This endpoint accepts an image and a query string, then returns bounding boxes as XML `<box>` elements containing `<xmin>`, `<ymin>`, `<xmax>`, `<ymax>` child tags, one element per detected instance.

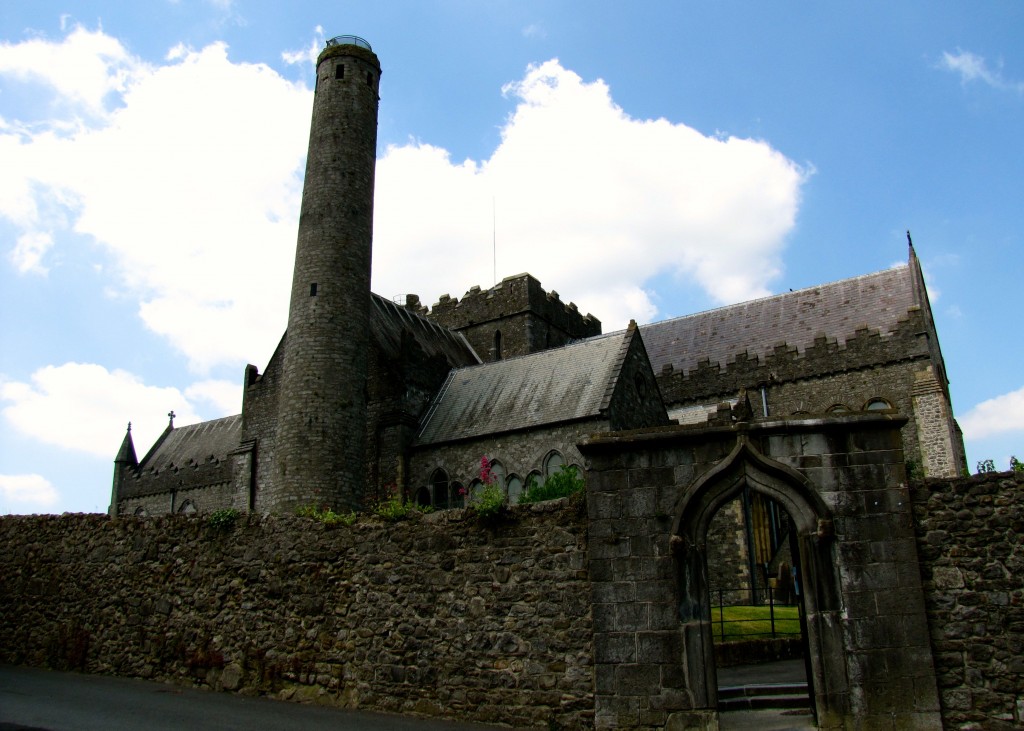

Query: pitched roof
<box><xmin>138</xmin><ymin>414</ymin><xmax>242</xmax><ymax>473</ymax></box>
<box><xmin>416</xmin><ymin>331</ymin><xmax>629</xmax><ymax>445</ymax></box>
<box><xmin>371</xmin><ymin>293</ymin><xmax>480</xmax><ymax>367</ymax></box>
<box><xmin>640</xmin><ymin>264</ymin><xmax>918</xmax><ymax>375</ymax></box>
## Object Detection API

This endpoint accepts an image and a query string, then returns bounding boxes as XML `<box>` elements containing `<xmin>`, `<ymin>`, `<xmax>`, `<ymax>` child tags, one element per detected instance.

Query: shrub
<box><xmin>473</xmin><ymin>481</ymin><xmax>506</xmax><ymax>520</ymax></box>
<box><xmin>296</xmin><ymin>504</ymin><xmax>357</xmax><ymax>526</ymax></box>
<box><xmin>519</xmin><ymin>464</ymin><xmax>585</xmax><ymax>504</ymax></box>
<box><xmin>207</xmin><ymin>508</ymin><xmax>241</xmax><ymax>531</ymax></box>
<box><xmin>373</xmin><ymin>495</ymin><xmax>430</xmax><ymax>521</ymax></box>
<box><xmin>1011</xmin><ymin>456</ymin><xmax>1023</xmax><ymax>473</ymax></box>
<box><xmin>977</xmin><ymin>459</ymin><xmax>996</xmax><ymax>474</ymax></box>
<box><xmin>471</xmin><ymin>456</ymin><xmax>506</xmax><ymax>521</ymax></box>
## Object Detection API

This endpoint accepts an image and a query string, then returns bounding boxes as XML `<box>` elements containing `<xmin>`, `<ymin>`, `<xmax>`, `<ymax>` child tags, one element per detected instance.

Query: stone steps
<box><xmin>718</xmin><ymin>682</ymin><xmax>811</xmax><ymax>711</ymax></box>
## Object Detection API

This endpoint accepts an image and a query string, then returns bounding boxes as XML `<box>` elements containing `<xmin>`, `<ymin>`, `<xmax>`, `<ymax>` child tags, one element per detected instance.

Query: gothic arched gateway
<box><xmin>670</xmin><ymin>436</ymin><xmax>847</xmax><ymax>727</ymax></box>
<box><xmin>580</xmin><ymin>414</ymin><xmax>942</xmax><ymax>730</ymax></box>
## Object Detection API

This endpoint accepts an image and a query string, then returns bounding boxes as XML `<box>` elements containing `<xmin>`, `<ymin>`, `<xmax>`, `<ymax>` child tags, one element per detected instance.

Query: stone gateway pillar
<box><xmin>272</xmin><ymin>37</ymin><xmax>381</xmax><ymax>512</ymax></box>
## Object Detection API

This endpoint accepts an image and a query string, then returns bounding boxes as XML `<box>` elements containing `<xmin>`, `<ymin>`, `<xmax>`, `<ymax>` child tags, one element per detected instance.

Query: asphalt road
<box><xmin>0</xmin><ymin>665</ymin><xmax>513</xmax><ymax>731</ymax></box>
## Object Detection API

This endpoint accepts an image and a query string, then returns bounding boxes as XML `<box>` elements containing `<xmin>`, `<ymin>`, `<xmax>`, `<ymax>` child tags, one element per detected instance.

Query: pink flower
<box><xmin>480</xmin><ymin>456</ymin><xmax>496</xmax><ymax>484</ymax></box>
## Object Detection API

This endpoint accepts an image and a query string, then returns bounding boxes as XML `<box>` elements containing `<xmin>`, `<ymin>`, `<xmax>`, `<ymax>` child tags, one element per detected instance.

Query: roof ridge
<box><xmin>640</xmin><ymin>264</ymin><xmax>910</xmax><ymax>329</ymax></box>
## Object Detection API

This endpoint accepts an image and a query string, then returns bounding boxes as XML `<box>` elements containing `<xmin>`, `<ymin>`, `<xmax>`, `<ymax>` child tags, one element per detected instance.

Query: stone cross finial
<box><xmin>168</xmin><ymin>410</ymin><xmax>176</xmax><ymax>428</ymax></box>
<box><xmin>127</xmin><ymin>421</ymin><xmax>132</xmax><ymax>432</ymax></box>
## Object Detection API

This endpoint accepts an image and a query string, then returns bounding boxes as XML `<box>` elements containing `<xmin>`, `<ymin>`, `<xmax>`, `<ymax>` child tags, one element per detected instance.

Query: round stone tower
<box><xmin>272</xmin><ymin>36</ymin><xmax>381</xmax><ymax>512</ymax></box>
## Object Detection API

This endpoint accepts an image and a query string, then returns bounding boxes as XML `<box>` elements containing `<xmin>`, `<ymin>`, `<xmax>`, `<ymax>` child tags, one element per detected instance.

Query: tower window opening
<box><xmin>335</xmin><ymin>64</ymin><xmax>344</xmax><ymax>80</ymax></box>
<box><xmin>310</xmin><ymin>283</ymin><xmax>318</xmax><ymax>296</ymax></box>
<box><xmin>494</xmin><ymin>330</ymin><xmax>503</xmax><ymax>360</ymax></box>
<box><xmin>366</xmin><ymin>72</ymin><xmax>373</xmax><ymax>86</ymax></box>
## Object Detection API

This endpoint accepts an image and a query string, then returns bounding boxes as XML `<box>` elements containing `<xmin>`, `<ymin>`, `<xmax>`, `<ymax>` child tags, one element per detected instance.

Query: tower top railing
<box><xmin>325</xmin><ymin>35</ymin><xmax>372</xmax><ymax>51</ymax></box>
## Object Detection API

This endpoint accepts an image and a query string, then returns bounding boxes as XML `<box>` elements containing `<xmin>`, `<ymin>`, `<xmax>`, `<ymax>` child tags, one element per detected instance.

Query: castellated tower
<box><xmin>272</xmin><ymin>37</ymin><xmax>381</xmax><ymax>512</ymax></box>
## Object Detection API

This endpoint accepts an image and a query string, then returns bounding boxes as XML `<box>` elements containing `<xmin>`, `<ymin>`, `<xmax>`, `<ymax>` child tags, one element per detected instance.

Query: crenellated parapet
<box><xmin>657</xmin><ymin>306</ymin><xmax>931</xmax><ymax>405</ymax></box>
<box><xmin>424</xmin><ymin>273</ymin><xmax>601</xmax><ymax>361</ymax></box>
<box><xmin>428</xmin><ymin>273</ymin><xmax>600</xmax><ymax>333</ymax></box>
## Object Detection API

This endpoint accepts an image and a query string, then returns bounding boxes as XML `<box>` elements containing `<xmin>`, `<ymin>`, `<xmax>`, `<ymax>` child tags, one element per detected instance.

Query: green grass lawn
<box><xmin>710</xmin><ymin>604</ymin><xmax>802</xmax><ymax>642</ymax></box>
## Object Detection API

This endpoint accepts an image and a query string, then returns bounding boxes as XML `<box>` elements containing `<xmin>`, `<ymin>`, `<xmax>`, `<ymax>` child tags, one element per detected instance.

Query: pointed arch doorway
<box><xmin>671</xmin><ymin>436</ymin><xmax>849</xmax><ymax>727</ymax></box>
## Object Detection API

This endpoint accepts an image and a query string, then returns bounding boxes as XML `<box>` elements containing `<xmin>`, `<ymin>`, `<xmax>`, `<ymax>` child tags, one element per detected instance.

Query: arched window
<box><xmin>133</xmin><ymin>506</ymin><xmax>148</xmax><ymax>517</ymax></box>
<box><xmin>178</xmin><ymin>500</ymin><xmax>197</xmax><ymax>515</ymax></box>
<box><xmin>415</xmin><ymin>486</ymin><xmax>431</xmax><ymax>507</ymax></box>
<box><xmin>525</xmin><ymin>470</ymin><xmax>543</xmax><ymax>495</ymax></box>
<box><xmin>864</xmin><ymin>398</ymin><xmax>893</xmax><ymax>411</ymax></box>
<box><xmin>634</xmin><ymin>372</ymin><xmax>649</xmax><ymax>400</ymax></box>
<box><xmin>451</xmin><ymin>481</ymin><xmax>466</xmax><ymax>508</ymax></box>
<box><xmin>488</xmin><ymin>459</ymin><xmax>506</xmax><ymax>487</ymax></box>
<box><xmin>431</xmin><ymin>468</ymin><xmax>450</xmax><ymax>509</ymax></box>
<box><xmin>467</xmin><ymin>478</ymin><xmax>483</xmax><ymax>501</ymax></box>
<box><xmin>543</xmin><ymin>450</ymin><xmax>565</xmax><ymax>480</ymax></box>
<box><xmin>494</xmin><ymin>330</ymin><xmax>503</xmax><ymax>360</ymax></box>
<box><xmin>827</xmin><ymin>404</ymin><xmax>850</xmax><ymax>414</ymax></box>
<box><xmin>507</xmin><ymin>474</ymin><xmax>524</xmax><ymax>504</ymax></box>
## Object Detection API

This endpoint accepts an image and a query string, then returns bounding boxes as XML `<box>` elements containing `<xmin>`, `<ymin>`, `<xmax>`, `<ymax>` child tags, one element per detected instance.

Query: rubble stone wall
<box><xmin>911</xmin><ymin>471</ymin><xmax>1024</xmax><ymax>730</ymax></box>
<box><xmin>0</xmin><ymin>503</ymin><xmax>594</xmax><ymax>729</ymax></box>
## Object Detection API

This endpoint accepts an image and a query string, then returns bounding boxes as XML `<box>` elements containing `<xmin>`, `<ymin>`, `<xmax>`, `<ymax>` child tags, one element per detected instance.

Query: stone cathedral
<box><xmin>110</xmin><ymin>36</ymin><xmax>965</xmax><ymax>520</ymax></box>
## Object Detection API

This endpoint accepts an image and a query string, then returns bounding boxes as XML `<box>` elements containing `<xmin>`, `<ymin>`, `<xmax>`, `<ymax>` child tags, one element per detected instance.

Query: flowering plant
<box><xmin>473</xmin><ymin>456</ymin><xmax>505</xmax><ymax>520</ymax></box>
<box><xmin>480</xmin><ymin>456</ymin><xmax>497</xmax><ymax>485</ymax></box>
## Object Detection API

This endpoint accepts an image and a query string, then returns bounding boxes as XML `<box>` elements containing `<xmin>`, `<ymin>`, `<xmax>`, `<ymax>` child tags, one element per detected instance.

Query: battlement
<box><xmin>425</xmin><ymin>272</ymin><xmax>600</xmax><ymax>335</ymax></box>
<box><xmin>656</xmin><ymin>307</ymin><xmax>932</xmax><ymax>404</ymax></box>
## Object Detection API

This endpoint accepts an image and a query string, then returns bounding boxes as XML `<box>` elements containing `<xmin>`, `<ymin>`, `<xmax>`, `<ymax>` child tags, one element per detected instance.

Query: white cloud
<box><xmin>282</xmin><ymin>26</ymin><xmax>324</xmax><ymax>66</ymax></box>
<box><xmin>185</xmin><ymin>378</ymin><xmax>241</xmax><ymax>415</ymax></box>
<box><xmin>373</xmin><ymin>60</ymin><xmax>806</xmax><ymax>327</ymax></box>
<box><xmin>1</xmin><ymin>363</ymin><xmax>204</xmax><ymax>458</ymax></box>
<box><xmin>959</xmin><ymin>385</ymin><xmax>1024</xmax><ymax>440</ymax></box>
<box><xmin>11</xmin><ymin>230</ymin><xmax>53</xmax><ymax>274</ymax></box>
<box><xmin>1</xmin><ymin>31</ymin><xmax>805</xmax><ymax>376</ymax></box>
<box><xmin>1</xmin><ymin>29</ymin><xmax>308</xmax><ymax>373</ymax></box>
<box><xmin>0</xmin><ymin>473</ymin><xmax>59</xmax><ymax>511</ymax></box>
<box><xmin>940</xmin><ymin>49</ymin><xmax>1024</xmax><ymax>93</ymax></box>
<box><xmin>0</xmin><ymin>25</ymin><xmax>145</xmax><ymax>117</ymax></box>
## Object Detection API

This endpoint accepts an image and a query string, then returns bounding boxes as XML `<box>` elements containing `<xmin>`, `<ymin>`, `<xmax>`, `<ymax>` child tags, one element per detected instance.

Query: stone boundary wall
<box><xmin>0</xmin><ymin>502</ymin><xmax>594</xmax><ymax>729</ymax></box>
<box><xmin>912</xmin><ymin>470</ymin><xmax>1024</xmax><ymax>729</ymax></box>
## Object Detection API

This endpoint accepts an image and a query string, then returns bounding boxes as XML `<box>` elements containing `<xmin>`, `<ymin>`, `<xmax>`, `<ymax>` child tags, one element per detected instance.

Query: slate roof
<box><xmin>371</xmin><ymin>294</ymin><xmax>480</xmax><ymax>367</ymax></box>
<box><xmin>138</xmin><ymin>414</ymin><xmax>242</xmax><ymax>473</ymax></box>
<box><xmin>416</xmin><ymin>331</ymin><xmax>628</xmax><ymax>445</ymax></box>
<box><xmin>640</xmin><ymin>264</ymin><xmax>918</xmax><ymax>375</ymax></box>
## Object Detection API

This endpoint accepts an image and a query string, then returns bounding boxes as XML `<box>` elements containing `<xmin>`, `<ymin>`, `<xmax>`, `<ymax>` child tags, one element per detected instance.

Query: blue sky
<box><xmin>1</xmin><ymin>1</ymin><xmax>1022</xmax><ymax>513</ymax></box>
